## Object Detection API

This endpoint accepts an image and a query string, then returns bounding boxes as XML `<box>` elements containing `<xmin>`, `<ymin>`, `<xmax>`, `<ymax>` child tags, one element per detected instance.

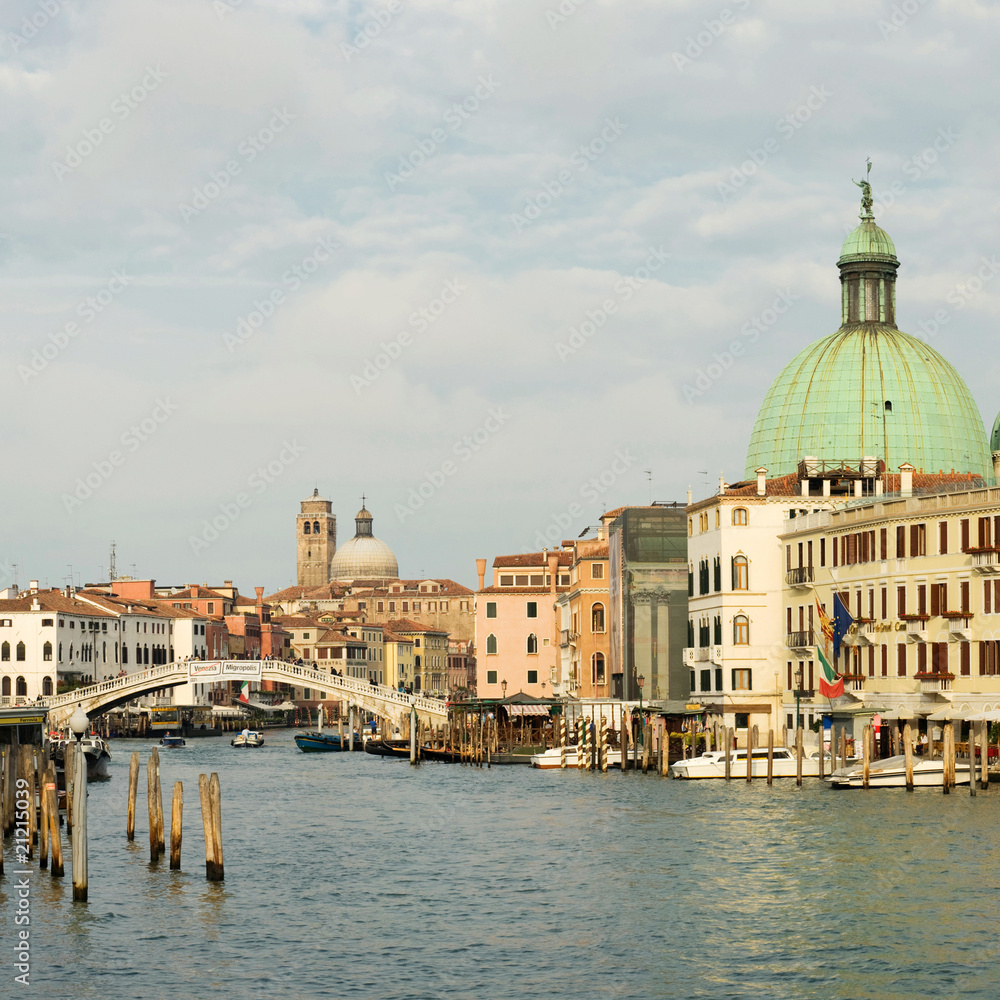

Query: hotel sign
<box><xmin>188</xmin><ymin>660</ymin><xmax>263</xmax><ymax>679</ymax></box>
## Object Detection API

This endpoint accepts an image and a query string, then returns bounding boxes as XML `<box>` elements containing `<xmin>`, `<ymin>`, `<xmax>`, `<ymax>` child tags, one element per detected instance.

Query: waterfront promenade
<box><xmin>2</xmin><ymin>728</ymin><xmax>998</xmax><ymax>999</ymax></box>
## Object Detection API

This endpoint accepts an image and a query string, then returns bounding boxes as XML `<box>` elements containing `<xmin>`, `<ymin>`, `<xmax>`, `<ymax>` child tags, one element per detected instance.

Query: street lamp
<box><xmin>501</xmin><ymin>679</ymin><xmax>507</xmax><ymax>699</ymax></box>
<box><xmin>637</xmin><ymin>674</ymin><xmax>645</xmax><ymax>712</ymax></box>
<box><xmin>69</xmin><ymin>705</ymin><xmax>90</xmax><ymax>743</ymax></box>
<box><xmin>794</xmin><ymin>666</ymin><xmax>803</xmax><ymax>731</ymax></box>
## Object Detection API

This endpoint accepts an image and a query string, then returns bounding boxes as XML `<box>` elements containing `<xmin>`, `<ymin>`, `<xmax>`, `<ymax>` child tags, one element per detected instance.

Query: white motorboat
<box><xmin>530</xmin><ymin>746</ymin><xmax>630</xmax><ymax>769</ymax></box>
<box><xmin>669</xmin><ymin>746</ymin><xmax>834</xmax><ymax>779</ymax></box>
<box><xmin>51</xmin><ymin>735</ymin><xmax>113</xmax><ymax>780</ymax></box>
<box><xmin>231</xmin><ymin>729</ymin><xmax>265</xmax><ymax>748</ymax></box>
<box><xmin>827</xmin><ymin>754</ymin><xmax>971</xmax><ymax>789</ymax></box>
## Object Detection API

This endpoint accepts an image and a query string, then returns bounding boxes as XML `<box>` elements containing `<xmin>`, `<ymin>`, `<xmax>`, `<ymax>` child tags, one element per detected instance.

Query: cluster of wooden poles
<box><xmin>0</xmin><ymin>741</ymin><xmax>89</xmax><ymax>900</ymax></box>
<box><xmin>125</xmin><ymin>749</ymin><xmax>225</xmax><ymax>880</ymax></box>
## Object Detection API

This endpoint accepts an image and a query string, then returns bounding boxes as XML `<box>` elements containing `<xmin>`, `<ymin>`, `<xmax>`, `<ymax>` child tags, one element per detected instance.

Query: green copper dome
<box><xmin>839</xmin><ymin>218</ymin><xmax>897</xmax><ymax>264</ymax></box>
<box><xmin>744</xmin><ymin>326</ymin><xmax>990</xmax><ymax>478</ymax></box>
<box><xmin>744</xmin><ymin>173</ymin><xmax>990</xmax><ymax>480</ymax></box>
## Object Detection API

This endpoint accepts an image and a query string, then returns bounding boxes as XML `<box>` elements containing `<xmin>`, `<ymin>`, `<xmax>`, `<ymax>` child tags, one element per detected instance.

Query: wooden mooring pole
<box><xmin>198</xmin><ymin>772</ymin><xmax>224</xmax><ymax>881</ymax></box>
<box><xmin>766</xmin><ymin>729</ymin><xmax>774</xmax><ymax>785</ymax></box>
<box><xmin>981</xmin><ymin>720</ymin><xmax>989</xmax><ymax>790</ymax></box>
<box><xmin>147</xmin><ymin>751</ymin><xmax>161</xmax><ymax>862</ymax></box>
<box><xmin>903</xmin><ymin>722</ymin><xmax>914</xmax><ymax>791</ymax></box>
<box><xmin>170</xmin><ymin>781</ymin><xmax>183</xmax><ymax>870</ymax></box>
<box><xmin>862</xmin><ymin>724</ymin><xmax>871</xmax><ymax>790</ymax></box>
<box><xmin>724</xmin><ymin>727</ymin><xmax>732</xmax><ymax>781</ymax></box>
<box><xmin>795</xmin><ymin>726</ymin><xmax>803</xmax><ymax>786</ymax></box>
<box><xmin>127</xmin><ymin>751</ymin><xmax>140</xmax><ymax>841</ymax></box>
<box><xmin>47</xmin><ymin>767</ymin><xmax>63</xmax><ymax>878</ymax></box>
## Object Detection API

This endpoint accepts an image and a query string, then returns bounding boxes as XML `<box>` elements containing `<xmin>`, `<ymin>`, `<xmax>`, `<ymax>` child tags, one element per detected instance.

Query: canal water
<box><xmin>3</xmin><ymin>729</ymin><xmax>998</xmax><ymax>999</ymax></box>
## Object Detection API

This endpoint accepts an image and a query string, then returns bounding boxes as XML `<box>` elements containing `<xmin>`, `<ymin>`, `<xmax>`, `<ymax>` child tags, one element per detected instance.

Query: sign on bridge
<box><xmin>189</xmin><ymin>660</ymin><xmax>263</xmax><ymax>679</ymax></box>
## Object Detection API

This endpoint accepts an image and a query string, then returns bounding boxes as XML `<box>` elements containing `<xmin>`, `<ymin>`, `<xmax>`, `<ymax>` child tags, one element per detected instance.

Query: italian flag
<box><xmin>817</xmin><ymin>647</ymin><xmax>844</xmax><ymax>699</ymax></box>
<box><xmin>238</xmin><ymin>681</ymin><xmax>250</xmax><ymax>704</ymax></box>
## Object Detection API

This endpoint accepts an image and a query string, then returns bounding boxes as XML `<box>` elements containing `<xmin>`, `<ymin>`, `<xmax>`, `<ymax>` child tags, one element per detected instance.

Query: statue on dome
<box><xmin>853</xmin><ymin>158</ymin><xmax>873</xmax><ymax>216</ymax></box>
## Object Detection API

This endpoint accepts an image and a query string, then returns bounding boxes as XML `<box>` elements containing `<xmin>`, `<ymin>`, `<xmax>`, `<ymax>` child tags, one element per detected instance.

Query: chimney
<box><xmin>547</xmin><ymin>551</ymin><xmax>559</xmax><ymax>596</ymax></box>
<box><xmin>31</xmin><ymin>598</ymin><xmax>40</xmax><ymax>612</ymax></box>
<box><xmin>718</xmin><ymin>473</ymin><xmax>726</xmax><ymax>495</ymax></box>
<box><xmin>899</xmin><ymin>462</ymin><xmax>914</xmax><ymax>497</ymax></box>
<box><xmin>686</xmin><ymin>485</ymin><xmax>692</xmax><ymax>505</ymax></box>
<box><xmin>756</xmin><ymin>467</ymin><xmax>767</xmax><ymax>497</ymax></box>
<box><xmin>476</xmin><ymin>559</ymin><xmax>487</xmax><ymax>591</ymax></box>
<box><xmin>191</xmin><ymin>585</ymin><xmax>200</xmax><ymax>598</ymax></box>
<box><xmin>29</xmin><ymin>580</ymin><xmax>38</xmax><ymax>593</ymax></box>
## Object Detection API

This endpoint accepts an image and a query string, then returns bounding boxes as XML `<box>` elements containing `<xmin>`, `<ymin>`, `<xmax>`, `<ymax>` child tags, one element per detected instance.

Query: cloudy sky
<box><xmin>4</xmin><ymin>0</ymin><xmax>1000</xmax><ymax>594</ymax></box>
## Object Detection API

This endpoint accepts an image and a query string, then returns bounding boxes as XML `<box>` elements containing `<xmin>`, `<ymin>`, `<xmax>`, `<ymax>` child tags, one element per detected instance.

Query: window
<box><xmin>207</xmin><ymin>602</ymin><xmax>215</xmax><ymax>614</ymax></box>
<box><xmin>939</xmin><ymin>521</ymin><xmax>948</xmax><ymax>554</ymax></box>
<box><xmin>526</xmin><ymin>602</ymin><xmax>537</xmax><ymax>618</ymax></box>
<box><xmin>713</xmin><ymin>616</ymin><xmax>722</xmax><ymax>645</ymax></box>
<box><xmin>43</xmin><ymin>642</ymin><xmax>52</xmax><ymax>661</ymax></box>
<box><xmin>303</xmin><ymin>521</ymin><xmax>311</xmax><ymax>534</ymax></box>
<box><xmin>0</xmin><ymin>677</ymin><xmax>7</xmax><ymax>696</ymax></box>
<box><xmin>313</xmin><ymin>521</ymin><xmax>320</xmax><ymax>534</ymax></box>
<box><xmin>527</xmin><ymin>670</ymin><xmax>538</xmax><ymax>684</ymax></box>
<box><xmin>0</xmin><ymin>620</ymin><xmax>10</xmax><ymax>627</ymax></box>
<box><xmin>592</xmin><ymin>652</ymin><xmax>606</xmax><ymax>684</ymax></box>
<box><xmin>42</xmin><ymin>676</ymin><xmax>52</xmax><ymax>696</ymax></box>
<box><xmin>15</xmin><ymin>677</ymin><xmax>26</xmax><ymax>697</ymax></box>
<box><xmin>732</xmin><ymin>555</ymin><xmax>749</xmax><ymax>590</ymax></box>
<box><xmin>487</xmin><ymin>670</ymin><xmax>498</xmax><ymax>684</ymax></box>
<box><xmin>526</xmin><ymin>633</ymin><xmax>538</xmax><ymax>654</ymax></box>
<box><xmin>897</xmin><ymin>644</ymin><xmax>906</xmax><ymax>676</ymax></box>
<box><xmin>733</xmin><ymin>615</ymin><xmax>749</xmax><ymax>645</ymax></box>
<box><xmin>486</xmin><ymin>602</ymin><xmax>497</xmax><ymax>619</ymax></box>
<box><xmin>715</xmin><ymin>667</ymin><xmax>722</xmax><ymax>690</ymax></box>
<box><xmin>700</xmin><ymin>669</ymin><xmax>711</xmax><ymax>691</ymax></box>
<box><xmin>713</xmin><ymin>557</ymin><xmax>721</xmax><ymax>592</ymax></box>
<box><xmin>735</xmin><ymin>712</ymin><xmax>749</xmax><ymax>729</ymax></box>
<box><xmin>16</xmin><ymin>642</ymin><xmax>25</xmax><ymax>662</ymax></box>
<box><xmin>412</xmin><ymin>602</ymin><xmax>420</xmax><ymax>612</ymax></box>
<box><xmin>732</xmin><ymin>669</ymin><xmax>751</xmax><ymax>690</ymax></box>
<box><xmin>1</xmin><ymin>642</ymin><xmax>7</xmax><ymax>662</ymax></box>
<box><xmin>591</xmin><ymin>563</ymin><xmax>604</xmax><ymax>579</ymax></box>
<box><xmin>486</xmin><ymin>634</ymin><xmax>498</xmax><ymax>655</ymax></box>
<box><xmin>732</xmin><ymin>508</ymin><xmax>748</xmax><ymax>526</ymax></box>
<box><xmin>42</xmin><ymin>618</ymin><xmax>53</xmax><ymax>627</ymax></box>
<box><xmin>591</xmin><ymin>603</ymin><xmax>605</xmax><ymax>632</ymax></box>
<box><xmin>500</xmin><ymin>575</ymin><xmax>513</xmax><ymax>586</ymax></box>
<box><xmin>377</xmin><ymin>601</ymin><xmax>384</xmax><ymax>612</ymax></box>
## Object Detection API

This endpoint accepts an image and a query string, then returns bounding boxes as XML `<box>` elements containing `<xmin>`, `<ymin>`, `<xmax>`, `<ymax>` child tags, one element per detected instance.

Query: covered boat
<box><xmin>669</xmin><ymin>746</ymin><xmax>833</xmax><ymax>779</ymax></box>
<box><xmin>827</xmin><ymin>754</ymin><xmax>971</xmax><ymax>788</ymax></box>
<box><xmin>51</xmin><ymin>734</ymin><xmax>113</xmax><ymax>780</ymax></box>
<box><xmin>231</xmin><ymin>729</ymin><xmax>265</xmax><ymax>748</ymax></box>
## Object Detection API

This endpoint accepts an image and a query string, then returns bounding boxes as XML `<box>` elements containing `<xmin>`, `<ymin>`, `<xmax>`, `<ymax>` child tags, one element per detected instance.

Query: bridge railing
<box><xmin>41</xmin><ymin>660</ymin><xmax>447</xmax><ymax>719</ymax></box>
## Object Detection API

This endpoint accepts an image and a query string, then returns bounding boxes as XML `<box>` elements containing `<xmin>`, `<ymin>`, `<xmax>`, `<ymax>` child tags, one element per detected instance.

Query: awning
<box><xmin>925</xmin><ymin>707</ymin><xmax>967</xmax><ymax>721</ymax></box>
<box><xmin>508</xmin><ymin>704</ymin><xmax>550</xmax><ymax>717</ymax></box>
<box><xmin>881</xmin><ymin>708</ymin><xmax>916</xmax><ymax>720</ymax></box>
<box><xmin>966</xmin><ymin>710</ymin><xmax>1000</xmax><ymax>721</ymax></box>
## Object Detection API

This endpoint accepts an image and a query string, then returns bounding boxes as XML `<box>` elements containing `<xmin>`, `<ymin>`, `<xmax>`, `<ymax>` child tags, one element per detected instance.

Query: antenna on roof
<box><xmin>109</xmin><ymin>540</ymin><xmax>117</xmax><ymax>582</ymax></box>
<box><xmin>644</xmin><ymin>470</ymin><xmax>653</xmax><ymax>505</ymax></box>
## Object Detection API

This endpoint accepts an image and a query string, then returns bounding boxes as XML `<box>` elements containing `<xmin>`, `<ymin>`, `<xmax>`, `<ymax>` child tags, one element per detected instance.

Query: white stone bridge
<box><xmin>42</xmin><ymin>660</ymin><xmax>448</xmax><ymax>728</ymax></box>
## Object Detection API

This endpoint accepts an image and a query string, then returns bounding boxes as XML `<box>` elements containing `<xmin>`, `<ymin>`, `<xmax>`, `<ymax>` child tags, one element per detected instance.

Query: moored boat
<box><xmin>827</xmin><ymin>754</ymin><xmax>971</xmax><ymax>788</ymax></box>
<box><xmin>51</xmin><ymin>735</ymin><xmax>113</xmax><ymax>780</ymax></box>
<box><xmin>295</xmin><ymin>731</ymin><xmax>351</xmax><ymax>752</ymax></box>
<box><xmin>530</xmin><ymin>746</ymin><xmax>626</xmax><ymax>769</ymax></box>
<box><xmin>669</xmin><ymin>746</ymin><xmax>835</xmax><ymax>779</ymax></box>
<box><xmin>231</xmin><ymin>730</ymin><xmax>265</xmax><ymax>748</ymax></box>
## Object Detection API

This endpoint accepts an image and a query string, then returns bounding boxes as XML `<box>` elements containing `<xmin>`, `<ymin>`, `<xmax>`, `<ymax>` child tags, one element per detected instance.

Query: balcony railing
<box><xmin>786</xmin><ymin>566</ymin><xmax>814</xmax><ymax>587</ymax></box>
<box><xmin>785</xmin><ymin>630</ymin><xmax>815</xmax><ymax>650</ymax></box>
<box><xmin>971</xmin><ymin>549</ymin><xmax>1000</xmax><ymax>574</ymax></box>
<box><xmin>915</xmin><ymin>672</ymin><xmax>954</xmax><ymax>692</ymax></box>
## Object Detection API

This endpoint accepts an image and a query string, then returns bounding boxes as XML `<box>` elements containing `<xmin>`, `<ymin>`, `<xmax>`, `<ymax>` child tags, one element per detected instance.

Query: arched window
<box><xmin>15</xmin><ymin>676</ymin><xmax>27</xmax><ymax>697</ymax></box>
<box><xmin>69</xmin><ymin>644</ymin><xmax>74</xmax><ymax>660</ymax></box>
<box><xmin>1</xmin><ymin>641</ymin><xmax>8</xmax><ymax>661</ymax></box>
<box><xmin>732</xmin><ymin>555</ymin><xmax>749</xmax><ymax>590</ymax></box>
<box><xmin>732</xmin><ymin>507</ymin><xmax>748</xmax><ymax>526</ymax></box>
<box><xmin>43</xmin><ymin>641</ymin><xmax>52</xmax><ymax>661</ymax></box>
<box><xmin>42</xmin><ymin>676</ymin><xmax>53</xmax><ymax>696</ymax></box>
<box><xmin>415</xmin><ymin>655</ymin><xmax>421</xmax><ymax>668</ymax></box>
<box><xmin>136</xmin><ymin>643</ymin><xmax>141</xmax><ymax>664</ymax></box>
<box><xmin>486</xmin><ymin>634</ymin><xmax>498</xmax><ymax>655</ymax></box>
<box><xmin>303</xmin><ymin>521</ymin><xmax>311</xmax><ymax>534</ymax></box>
<box><xmin>1</xmin><ymin>676</ymin><xmax>9</xmax><ymax>696</ymax></box>
<box><xmin>592</xmin><ymin>652</ymin><xmax>606</xmax><ymax>684</ymax></box>
<box><xmin>102</xmin><ymin>641</ymin><xmax>106</xmax><ymax>662</ymax></box>
<box><xmin>733</xmin><ymin>615</ymin><xmax>750</xmax><ymax>645</ymax></box>
<box><xmin>591</xmin><ymin>603</ymin><xmax>605</xmax><ymax>633</ymax></box>
<box><xmin>59</xmin><ymin>642</ymin><xmax>63</xmax><ymax>661</ymax></box>
<box><xmin>526</xmin><ymin>633</ymin><xmax>538</xmax><ymax>654</ymax></box>
<box><xmin>16</xmin><ymin>642</ymin><xmax>25</xmax><ymax>661</ymax></box>
<box><xmin>313</xmin><ymin>521</ymin><xmax>320</xmax><ymax>533</ymax></box>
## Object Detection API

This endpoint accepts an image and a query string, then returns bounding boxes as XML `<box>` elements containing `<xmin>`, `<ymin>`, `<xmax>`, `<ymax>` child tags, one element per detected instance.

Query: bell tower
<box><xmin>297</xmin><ymin>489</ymin><xmax>337</xmax><ymax>586</ymax></box>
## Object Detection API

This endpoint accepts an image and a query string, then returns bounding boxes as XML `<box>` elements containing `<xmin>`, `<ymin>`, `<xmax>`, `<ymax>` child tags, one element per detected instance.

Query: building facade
<box><xmin>297</xmin><ymin>490</ymin><xmax>337</xmax><ymax>586</ymax></box>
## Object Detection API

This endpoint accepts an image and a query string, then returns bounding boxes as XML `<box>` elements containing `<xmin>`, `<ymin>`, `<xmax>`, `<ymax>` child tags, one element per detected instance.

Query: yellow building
<box><xmin>383</xmin><ymin>629</ymin><xmax>415</xmax><ymax>691</ymax></box>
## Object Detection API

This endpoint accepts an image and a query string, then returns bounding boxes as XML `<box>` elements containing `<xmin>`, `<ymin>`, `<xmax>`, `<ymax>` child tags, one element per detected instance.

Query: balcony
<box><xmin>915</xmin><ymin>672</ymin><xmax>954</xmax><ymax>693</ymax></box>
<box><xmin>944</xmin><ymin>612</ymin><xmax>972</xmax><ymax>640</ymax></box>
<box><xmin>683</xmin><ymin>647</ymin><xmax>696</xmax><ymax>667</ymax></box>
<box><xmin>785</xmin><ymin>630</ymin><xmax>815</xmax><ymax>652</ymax></box>
<box><xmin>900</xmin><ymin>613</ymin><xmax>929</xmax><ymax>641</ymax></box>
<box><xmin>971</xmin><ymin>548</ymin><xmax>1000</xmax><ymax>574</ymax></box>
<box><xmin>710</xmin><ymin>645</ymin><xmax>724</xmax><ymax>665</ymax></box>
<box><xmin>785</xmin><ymin>566</ymin><xmax>815</xmax><ymax>588</ymax></box>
